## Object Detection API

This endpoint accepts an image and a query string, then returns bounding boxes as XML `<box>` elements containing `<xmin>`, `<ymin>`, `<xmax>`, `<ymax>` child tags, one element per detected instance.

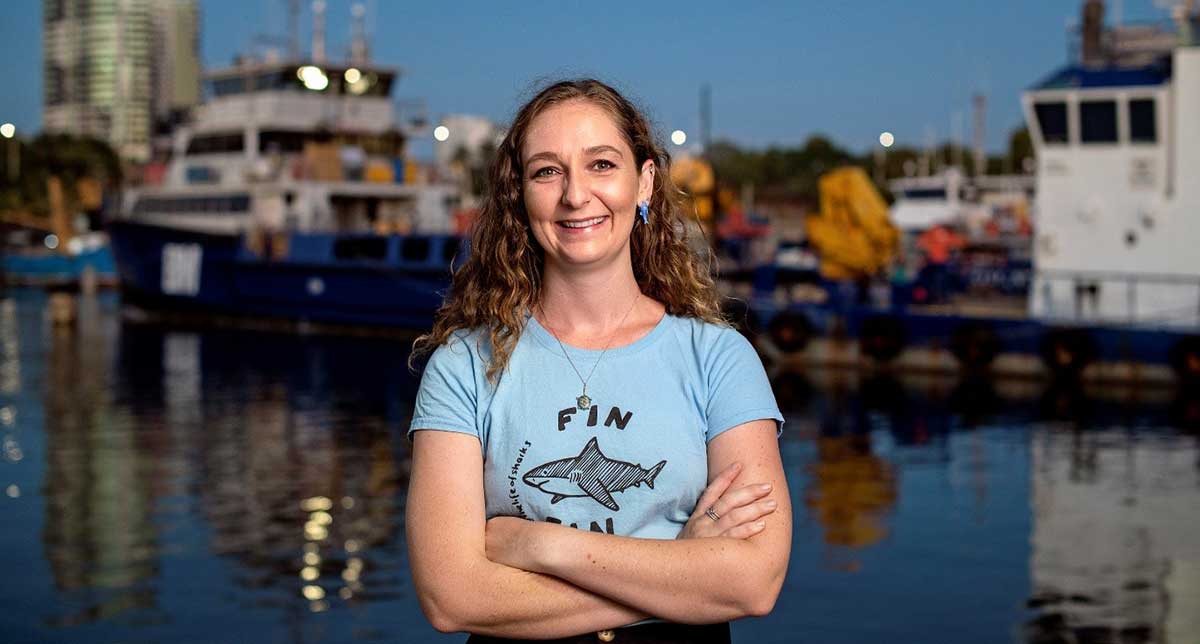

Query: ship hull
<box><xmin>108</xmin><ymin>220</ymin><xmax>454</xmax><ymax>330</ymax></box>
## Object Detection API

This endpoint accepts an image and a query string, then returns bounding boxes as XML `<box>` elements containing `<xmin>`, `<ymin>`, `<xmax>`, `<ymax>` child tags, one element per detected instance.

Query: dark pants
<box><xmin>465</xmin><ymin>622</ymin><xmax>731</xmax><ymax>644</ymax></box>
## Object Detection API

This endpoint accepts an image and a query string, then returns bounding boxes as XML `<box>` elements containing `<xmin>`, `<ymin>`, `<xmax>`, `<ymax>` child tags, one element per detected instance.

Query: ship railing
<box><xmin>1035</xmin><ymin>268</ymin><xmax>1200</xmax><ymax>330</ymax></box>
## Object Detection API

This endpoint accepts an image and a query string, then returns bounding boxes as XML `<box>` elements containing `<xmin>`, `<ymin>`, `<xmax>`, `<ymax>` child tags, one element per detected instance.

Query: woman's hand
<box><xmin>678</xmin><ymin>462</ymin><xmax>777</xmax><ymax>540</ymax></box>
<box><xmin>485</xmin><ymin>516</ymin><xmax>543</xmax><ymax>571</ymax></box>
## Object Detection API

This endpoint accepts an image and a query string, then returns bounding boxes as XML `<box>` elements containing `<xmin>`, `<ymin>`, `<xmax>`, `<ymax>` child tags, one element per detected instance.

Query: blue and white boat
<box><xmin>108</xmin><ymin>13</ymin><xmax>461</xmax><ymax>331</ymax></box>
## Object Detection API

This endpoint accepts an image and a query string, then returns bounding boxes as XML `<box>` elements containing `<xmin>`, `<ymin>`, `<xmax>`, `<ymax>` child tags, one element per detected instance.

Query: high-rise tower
<box><xmin>42</xmin><ymin>0</ymin><xmax>200</xmax><ymax>162</ymax></box>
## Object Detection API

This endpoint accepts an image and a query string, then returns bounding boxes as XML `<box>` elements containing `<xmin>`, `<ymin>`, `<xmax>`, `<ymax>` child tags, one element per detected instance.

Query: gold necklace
<box><xmin>540</xmin><ymin>293</ymin><xmax>641</xmax><ymax>410</ymax></box>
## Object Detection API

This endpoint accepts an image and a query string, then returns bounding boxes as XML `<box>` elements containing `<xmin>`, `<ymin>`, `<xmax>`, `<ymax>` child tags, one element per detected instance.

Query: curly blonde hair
<box><xmin>412</xmin><ymin>79</ymin><xmax>726</xmax><ymax>382</ymax></box>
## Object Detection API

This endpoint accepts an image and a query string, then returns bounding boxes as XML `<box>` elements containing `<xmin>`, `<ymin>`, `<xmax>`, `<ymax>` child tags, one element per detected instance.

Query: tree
<box><xmin>0</xmin><ymin>134</ymin><xmax>121</xmax><ymax>214</ymax></box>
<box><xmin>1008</xmin><ymin>127</ymin><xmax>1034</xmax><ymax>173</ymax></box>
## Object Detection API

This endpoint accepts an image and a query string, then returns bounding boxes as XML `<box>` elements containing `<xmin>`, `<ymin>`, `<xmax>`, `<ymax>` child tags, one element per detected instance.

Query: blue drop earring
<box><xmin>637</xmin><ymin>201</ymin><xmax>649</xmax><ymax>224</ymax></box>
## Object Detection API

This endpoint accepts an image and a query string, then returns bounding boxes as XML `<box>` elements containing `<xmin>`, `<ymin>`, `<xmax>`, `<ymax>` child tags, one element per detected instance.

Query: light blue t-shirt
<box><xmin>409</xmin><ymin>313</ymin><xmax>783</xmax><ymax>540</ymax></box>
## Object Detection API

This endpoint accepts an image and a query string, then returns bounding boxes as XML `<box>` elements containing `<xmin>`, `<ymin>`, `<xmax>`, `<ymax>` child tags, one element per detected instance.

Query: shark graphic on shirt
<box><xmin>521</xmin><ymin>437</ymin><xmax>667</xmax><ymax>512</ymax></box>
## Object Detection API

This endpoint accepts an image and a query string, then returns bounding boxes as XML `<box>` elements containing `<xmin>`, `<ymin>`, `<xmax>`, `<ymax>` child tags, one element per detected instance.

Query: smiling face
<box><xmin>521</xmin><ymin>100</ymin><xmax>654</xmax><ymax>273</ymax></box>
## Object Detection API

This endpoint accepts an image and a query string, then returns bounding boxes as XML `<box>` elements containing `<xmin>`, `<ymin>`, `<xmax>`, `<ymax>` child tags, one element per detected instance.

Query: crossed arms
<box><xmin>405</xmin><ymin>419</ymin><xmax>791</xmax><ymax>639</ymax></box>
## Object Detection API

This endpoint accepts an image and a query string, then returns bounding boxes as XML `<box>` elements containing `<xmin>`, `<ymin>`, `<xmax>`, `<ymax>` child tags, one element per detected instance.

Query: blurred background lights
<box><xmin>343</xmin><ymin>68</ymin><xmax>362</xmax><ymax>84</ymax></box>
<box><xmin>6</xmin><ymin>485</ymin><xmax>18</xmax><ymax>498</ymax></box>
<box><xmin>301</xmin><ymin>566</ymin><xmax>320</xmax><ymax>581</ymax></box>
<box><xmin>301</xmin><ymin>496</ymin><xmax>332</xmax><ymax>512</ymax></box>
<box><xmin>304</xmin><ymin>522</ymin><xmax>328</xmax><ymax>541</ymax></box>
<box><xmin>297</xmin><ymin>65</ymin><xmax>329</xmax><ymax>91</ymax></box>
<box><xmin>433</xmin><ymin>125</ymin><xmax>450</xmax><ymax>142</ymax></box>
<box><xmin>670</xmin><ymin>130</ymin><xmax>687</xmax><ymax>145</ymax></box>
<box><xmin>302</xmin><ymin>585</ymin><xmax>325</xmax><ymax>601</ymax></box>
<box><xmin>879</xmin><ymin>131</ymin><xmax>895</xmax><ymax>148</ymax></box>
<box><xmin>44</xmin><ymin>234</ymin><xmax>59</xmax><ymax>250</ymax></box>
<box><xmin>4</xmin><ymin>436</ymin><xmax>22</xmax><ymax>462</ymax></box>
<box><xmin>0</xmin><ymin>123</ymin><xmax>14</xmax><ymax>138</ymax></box>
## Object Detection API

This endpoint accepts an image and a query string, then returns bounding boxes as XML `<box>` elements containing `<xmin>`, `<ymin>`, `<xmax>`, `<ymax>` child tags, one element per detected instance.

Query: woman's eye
<box><xmin>593</xmin><ymin>160</ymin><xmax>616</xmax><ymax>171</ymax></box>
<box><xmin>532</xmin><ymin>167</ymin><xmax>558</xmax><ymax>178</ymax></box>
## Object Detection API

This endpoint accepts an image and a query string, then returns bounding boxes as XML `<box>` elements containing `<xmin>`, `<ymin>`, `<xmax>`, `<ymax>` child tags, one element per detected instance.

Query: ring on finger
<box><xmin>704</xmin><ymin>506</ymin><xmax>720</xmax><ymax>522</ymax></box>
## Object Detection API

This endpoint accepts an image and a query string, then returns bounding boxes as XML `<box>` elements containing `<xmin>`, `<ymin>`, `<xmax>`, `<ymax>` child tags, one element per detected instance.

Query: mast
<box><xmin>312</xmin><ymin>0</ymin><xmax>326</xmax><ymax>62</ymax></box>
<box><xmin>350</xmin><ymin>2</ymin><xmax>369</xmax><ymax>64</ymax></box>
<box><xmin>287</xmin><ymin>0</ymin><xmax>300</xmax><ymax>60</ymax></box>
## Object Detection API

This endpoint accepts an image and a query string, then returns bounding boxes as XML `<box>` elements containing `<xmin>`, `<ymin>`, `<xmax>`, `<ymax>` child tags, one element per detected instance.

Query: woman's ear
<box><xmin>638</xmin><ymin>159</ymin><xmax>656</xmax><ymax>203</ymax></box>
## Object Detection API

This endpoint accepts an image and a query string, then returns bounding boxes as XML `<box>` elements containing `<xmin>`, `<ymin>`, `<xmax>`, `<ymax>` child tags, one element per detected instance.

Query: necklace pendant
<box><xmin>576</xmin><ymin>394</ymin><xmax>591</xmax><ymax>410</ymax></box>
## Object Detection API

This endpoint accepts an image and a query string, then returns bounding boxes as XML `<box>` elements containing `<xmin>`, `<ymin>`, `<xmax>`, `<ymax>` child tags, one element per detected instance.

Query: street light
<box><xmin>433</xmin><ymin>125</ymin><xmax>450</xmax><ymax>142</ymax></box>
<box><xmin>670</xmin><ymin>130</ymin><xmax>687</xmax><ymax>146</ymax></box>
<box><xmin>874</xmin><ymin>131</ymin><xmax>894</xmax><ymax>185</ymax></box>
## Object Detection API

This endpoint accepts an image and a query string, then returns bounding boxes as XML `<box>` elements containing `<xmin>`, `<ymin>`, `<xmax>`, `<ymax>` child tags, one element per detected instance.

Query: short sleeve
<box><xmin>705</xmin><ymin>329</ymin><xmax>783</xmax><ymax>442</ymax></box>
<box><xmin>408</xmin><ymin>336</ymin><xmax>480</xmax><ymax>442</ymax></box>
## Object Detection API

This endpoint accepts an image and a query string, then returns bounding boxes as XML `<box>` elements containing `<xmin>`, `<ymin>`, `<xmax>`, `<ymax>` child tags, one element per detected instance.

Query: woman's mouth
<box><xmin>557</xmin><ymin>215</ymin><xmax>608</xmax><ymax>231</ymax></box>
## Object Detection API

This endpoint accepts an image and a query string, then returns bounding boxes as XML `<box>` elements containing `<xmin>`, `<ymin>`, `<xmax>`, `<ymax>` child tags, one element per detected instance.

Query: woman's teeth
<box><xmin>561</xmin><ymin>216</ymin><xmax>606</xmax><ymax>229</ymax></box>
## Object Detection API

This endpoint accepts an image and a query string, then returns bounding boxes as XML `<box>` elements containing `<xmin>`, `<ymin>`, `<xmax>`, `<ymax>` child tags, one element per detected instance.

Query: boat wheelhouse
<box><xmin>1023</xmin><ymin>29</ymin><xmax>1200</xmax><ymax>328</ymax></box>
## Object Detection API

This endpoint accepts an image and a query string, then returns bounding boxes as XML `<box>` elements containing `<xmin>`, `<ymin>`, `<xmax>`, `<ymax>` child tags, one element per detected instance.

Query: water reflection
<box><xmin>41</xmin><ymin>291</ymin><xmax>160</xmax><ymax>627</ymax></box>
<box><xmin>802</xmin><ymin>374</ymin><xmax>899</xmax><ymax>566</ymax></box>
<box><xmin>4</xmin><ymin>288</ymin><xmax>1198</xmax><ymax>643</ymax></box>
<box><xmin>1026</xmin><ymin>423</ymin><xmax>1200</xmax><ymax>643</ymax></box>
<box><xmin>771</xmin><ymin>366</ymin><xmax>1199</xmax><ymax>643</ymax></box>
<box><xmin>27</xmin><ymin>290</ymin><xmax>423</xmax><ymax>638</ymax></box>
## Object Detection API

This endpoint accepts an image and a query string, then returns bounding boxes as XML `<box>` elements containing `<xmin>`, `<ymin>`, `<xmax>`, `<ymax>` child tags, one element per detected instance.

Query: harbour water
<box><xmin>1</xmin><ymin>288</ymin><xmax>1197</xmax><ymax>644</ymax></box>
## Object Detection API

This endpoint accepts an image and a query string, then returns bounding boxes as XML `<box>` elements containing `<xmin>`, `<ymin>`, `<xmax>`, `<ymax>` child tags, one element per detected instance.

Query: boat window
<box><xmin>334</xmin><ymin>237</ymin><xmax>388</xmax><ymax>261</ymax></box>
<box><xmin>1129</xmin><ymin>99</ymin><xmax>1156</xmax><ymax>143</ymax></box>
<box><xmin>1034</xmin><ymin>102</ymin><xmax>1069</xmax><ymax>144</ymax></box>
<box><xmin>401</xmin><ymin>238</ymin><xmax>431</xmax><ymax>262</ymax></box>
<box><xmin>187</xmin><ymin>133</ymin><xmax>244</xmax><ymax>155</ymax></box>
<box><xmin>231</xmin><ymin>195</ymin><xmax>251</xmax><ymax>211</ymax></box>
<box><xmin>210</xmin><ymin>77</ymin><xmax>247</xmax><ymax>97</ymax></box>
<box><xmin>185</xmin><ymin>166</ymin><xmax>221</xmax><ymax>184</ymax></box>
<box><xmin>1080</xmin><ymin>100</ymin><xmax>1118</xmax><ymax>144</ymax></box>
<box><xmin>902</xmin><ymin>188</ymin><xmax>947</xmax><ymax>200</ymax></box>
<box><xmin>253</xmin><ymin>71</ymin><xmax>292</xmax><ymax>91</ymax></box>
<box><xmin>133</xmin><ymin>195</ymin><xmax>251</xmax><ymax>214</ymax></box>
<box><xmin>259</xmin><ymin>130</ymin><xmax>308</xmax><ymax>153</ymax></box>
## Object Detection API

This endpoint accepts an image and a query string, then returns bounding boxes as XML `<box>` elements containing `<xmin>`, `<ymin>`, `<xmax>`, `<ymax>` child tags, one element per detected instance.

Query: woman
<box><xmin>407</xmin><ymin>79</ymin><xmax>790</xmax><ymax>643</ymax></box>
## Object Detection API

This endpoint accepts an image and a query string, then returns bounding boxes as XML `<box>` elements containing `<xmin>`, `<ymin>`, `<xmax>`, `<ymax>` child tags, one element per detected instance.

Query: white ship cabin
<box><xmin>888</xmin><ymin>168</ymin><xmax>1034</xmax><ymax>237</ymax></box>
<box><xmin>125</xmin><ymin>59</ymin><xmax>457</xmax><ymax>237</ymax></box>
<box><xmin>888</xmin><ymin>168</ymin><xmax>968</xmax><ymax>232</ymax></box>
<box><xmin>1023</xmin><ymin>43</ymin><xmax>1200</xmax><ymax>328</ymax></box>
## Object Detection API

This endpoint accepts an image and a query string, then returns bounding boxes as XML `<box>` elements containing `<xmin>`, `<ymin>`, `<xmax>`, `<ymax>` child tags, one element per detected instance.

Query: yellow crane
<box><xmin>803</xmin><ymin>166</ymin><xmax>899</xmax><ymax>280</ymax></box>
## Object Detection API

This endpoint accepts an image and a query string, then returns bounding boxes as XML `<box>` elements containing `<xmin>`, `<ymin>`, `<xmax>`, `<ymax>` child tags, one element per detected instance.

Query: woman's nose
<box><xmin>560</xmin><ymin>173</ymin><xmax>591</xmax><ymax>209</ymax></box>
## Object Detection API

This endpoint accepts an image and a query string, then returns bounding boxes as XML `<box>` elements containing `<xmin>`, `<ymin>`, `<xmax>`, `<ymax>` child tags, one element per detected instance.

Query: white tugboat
<box><xmin>1024</xmin><ymin>0</ymin><xmax>1200</xmax><ymax>329</ymax></box>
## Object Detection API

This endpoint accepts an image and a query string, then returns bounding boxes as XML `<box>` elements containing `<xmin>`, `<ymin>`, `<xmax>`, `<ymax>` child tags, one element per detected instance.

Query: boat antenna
<box><xmin>351</xmin><ymin>2</ymin><xmax>370</xmax><ymax>64</ymax></box>
<box><xmin>312</xmin><ymin>0</ymin><xmax>326</xmax><ymax>62</ymax></box>
<box><xmin>287</xmin><ymin>0</ymin><xmax>300</xmax><ymax>60</ymax></box>
<box><xmin>972</xmin><ymin>93</ymin><xmax>986</xmax><ymax>178</ymax></box>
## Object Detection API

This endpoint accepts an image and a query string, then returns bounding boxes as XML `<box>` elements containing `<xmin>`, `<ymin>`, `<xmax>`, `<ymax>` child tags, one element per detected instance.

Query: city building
<box><xmin>42</xmin><ymin>0</ymin><xmax>200</xmax><ymax>162</ymax></box>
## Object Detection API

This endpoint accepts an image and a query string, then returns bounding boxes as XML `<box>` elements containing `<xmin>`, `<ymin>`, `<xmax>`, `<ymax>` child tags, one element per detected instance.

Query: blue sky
<box><xmin>0</xmin><ymin>0</ymin><xmax>1172</xmax><ymax>155</ymax></box>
